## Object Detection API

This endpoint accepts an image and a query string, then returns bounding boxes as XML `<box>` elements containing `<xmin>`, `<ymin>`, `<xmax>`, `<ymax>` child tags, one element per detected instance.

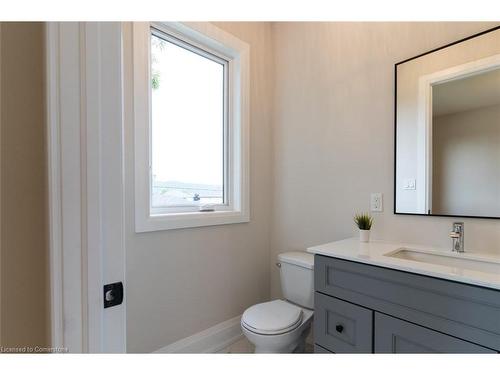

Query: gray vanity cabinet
<box><xmin>314</xmin><ymin>255</ymin><xmax>500</xmax><ymax>353</ymax></box>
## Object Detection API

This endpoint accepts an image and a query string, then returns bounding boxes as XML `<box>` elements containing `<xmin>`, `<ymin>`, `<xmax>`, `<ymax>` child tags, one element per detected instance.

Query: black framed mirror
<box><xmin>394</xmin><ymin>26</ymin><xmax>500</xmax><ymax>219</ymax></box>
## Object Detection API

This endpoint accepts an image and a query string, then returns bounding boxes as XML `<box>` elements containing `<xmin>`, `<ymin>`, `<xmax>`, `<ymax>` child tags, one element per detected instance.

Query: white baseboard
<box><xmin>154</xmin><ymin>315</ymin><xmax>243</xmax><ymax>353</ymax></box>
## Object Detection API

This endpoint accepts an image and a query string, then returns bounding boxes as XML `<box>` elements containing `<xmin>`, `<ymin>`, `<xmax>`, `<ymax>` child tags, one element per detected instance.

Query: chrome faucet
<box><xmin>449</xmin><ymin>222</ymin><xmax>464</xmax><ymax>253</ymax></box>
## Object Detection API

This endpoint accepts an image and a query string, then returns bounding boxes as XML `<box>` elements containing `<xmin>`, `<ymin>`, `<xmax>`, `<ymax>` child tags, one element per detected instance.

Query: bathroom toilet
<box><xmin>241</xmin><ymin>251</ymin><xmax>314</xmax><ymax>353</ymax></box>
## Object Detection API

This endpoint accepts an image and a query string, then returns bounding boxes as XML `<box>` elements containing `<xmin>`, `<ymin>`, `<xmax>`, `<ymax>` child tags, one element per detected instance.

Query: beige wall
<box><xmin>270</xmin><ymin>22</ymin><xmax>500</xmax><ymax>299</ymax></box>
<box><xmin>0</xmin><ymin>22</ymin><xmax>49</xmax><ymax>348</ymax></box>
<box><xmin>3</xmin><ymin>21</ymin><xmax>500</xmax><ymax>353</ymax></box>
<box><xmin>123</xmin><ymin>22</ymin><xmax>274</xmax><ymax>353</ymax></box>
<box><xmin>433</xmin><ymin>104</ymin><xmax>500</xmax><ymax>216</ymax></box>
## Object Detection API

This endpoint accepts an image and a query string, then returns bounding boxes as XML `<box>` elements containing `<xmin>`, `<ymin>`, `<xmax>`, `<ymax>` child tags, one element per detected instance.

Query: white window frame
<box><xmin>133</xmin><ymin>22</ymin><xmax>250</xmax><ymax>232</ymax></box>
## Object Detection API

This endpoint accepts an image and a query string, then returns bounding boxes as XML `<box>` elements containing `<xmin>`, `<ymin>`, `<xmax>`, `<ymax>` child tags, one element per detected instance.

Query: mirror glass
<box><xmin>395</xmin><ymin>27</ymin><xmax>500</xmax><ymax>218</ymax></box>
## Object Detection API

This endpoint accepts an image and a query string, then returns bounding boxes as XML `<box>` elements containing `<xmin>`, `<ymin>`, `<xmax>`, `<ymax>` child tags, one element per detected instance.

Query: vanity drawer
<box><xmin>314</xmin><ymin>292</ymin><xmax>373</xmax><ymax>353</ymax></box>
<box><xmin>374</xmin><ymin>313</ymin><xmax>495</xmax><ymax>353</ymax></box>
<box><xmin>315</xmin><ymin>255</ymin><xmax>500</xmax><ymax>351</ymax></box>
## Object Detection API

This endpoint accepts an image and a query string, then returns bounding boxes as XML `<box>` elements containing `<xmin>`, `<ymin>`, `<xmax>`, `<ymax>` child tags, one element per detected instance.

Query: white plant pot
<box><xmin>359</xmin><ymin>229</ymin><xmax>370</xmax><ymax>243</ymax></box>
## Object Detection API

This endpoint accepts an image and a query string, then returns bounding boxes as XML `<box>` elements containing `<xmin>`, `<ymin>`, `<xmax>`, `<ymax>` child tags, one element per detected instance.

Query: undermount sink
<box><xmin>385</xmin><ymin>248</ymin><xmax>500</xmax><ymax>275</ymax></box>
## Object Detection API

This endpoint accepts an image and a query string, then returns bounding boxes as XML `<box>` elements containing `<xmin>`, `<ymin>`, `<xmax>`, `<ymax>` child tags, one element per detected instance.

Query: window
<box><xmin>134</xmin><ymin>22</ymin><xmax>249</xmax><ymax>232</ymax></box>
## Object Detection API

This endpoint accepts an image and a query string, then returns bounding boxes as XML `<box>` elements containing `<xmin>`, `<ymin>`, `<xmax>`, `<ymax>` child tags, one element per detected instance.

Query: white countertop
<box><xmin>307</xmin><ymin>238</ymin><xmax>500</xmax><ymax>291</ymax></box>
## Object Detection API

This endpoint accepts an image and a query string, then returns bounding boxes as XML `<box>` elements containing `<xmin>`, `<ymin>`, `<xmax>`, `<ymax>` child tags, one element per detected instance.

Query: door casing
<box><xmin>46</xmin><ymin>22</ymin><xmax>126</xmax><ymax>353</ymax></box>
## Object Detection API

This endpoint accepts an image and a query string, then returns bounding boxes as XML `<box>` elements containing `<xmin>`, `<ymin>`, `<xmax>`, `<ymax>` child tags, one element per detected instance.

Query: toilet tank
<box><xmin>278</xmin><ymin>252</ymin><xmax>314</xmax><ymax>309</ymax></box>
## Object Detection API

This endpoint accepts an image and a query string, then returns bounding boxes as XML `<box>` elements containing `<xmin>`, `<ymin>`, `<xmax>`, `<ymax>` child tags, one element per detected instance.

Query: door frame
<box><xmin>46</xmin><ymin>22</ymin><xmax>126</xmax><ymax>353</ymax></box>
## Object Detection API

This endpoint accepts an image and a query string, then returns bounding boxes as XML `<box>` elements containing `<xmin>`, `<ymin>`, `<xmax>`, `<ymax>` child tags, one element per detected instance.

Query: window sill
<box><xmin>135</xmin><ymin>209</ymin><xmax>250</xmax><ymax>232</ymax></box>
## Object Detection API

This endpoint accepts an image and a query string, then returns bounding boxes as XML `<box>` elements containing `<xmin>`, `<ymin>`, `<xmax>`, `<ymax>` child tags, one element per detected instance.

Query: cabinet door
<box><xmin>315</xmin><ymin>293</ymin><xmax>373</xmax><ymax>353</ymax></box>
<box><xmin>374</xmin><ymin>313</ymin><xmax>495</xmax><ymax>353</ymax></box>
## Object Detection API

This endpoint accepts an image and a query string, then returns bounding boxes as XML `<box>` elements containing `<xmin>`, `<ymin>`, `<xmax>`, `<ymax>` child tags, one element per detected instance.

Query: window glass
<box><xmin>150</xmin><ymin>32</ymin><xmax>226</xmax><ymax>208</ymax></box>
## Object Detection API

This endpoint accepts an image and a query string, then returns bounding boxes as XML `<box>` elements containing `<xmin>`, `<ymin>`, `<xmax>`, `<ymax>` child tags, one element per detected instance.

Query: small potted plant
<box><xmin>354</xmin><ymin>213</ymin><xmax>373</xmax><ymax>243</ymax></box>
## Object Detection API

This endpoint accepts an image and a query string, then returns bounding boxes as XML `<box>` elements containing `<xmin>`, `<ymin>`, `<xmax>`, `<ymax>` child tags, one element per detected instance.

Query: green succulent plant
<box><xmin>354</xmin><ymin>213</ymin><xmax>373</xmax><ymax>230</ymax></box>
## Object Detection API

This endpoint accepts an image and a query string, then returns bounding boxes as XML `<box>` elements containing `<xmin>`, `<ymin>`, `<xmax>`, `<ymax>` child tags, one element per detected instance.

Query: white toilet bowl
<box><xmin>241</xmin><ymin>299</ymin><xmax>314</xmax><ymax>353</ymax></box>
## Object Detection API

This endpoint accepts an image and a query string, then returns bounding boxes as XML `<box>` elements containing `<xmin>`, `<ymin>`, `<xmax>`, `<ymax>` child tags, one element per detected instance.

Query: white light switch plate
<box><xmin>371</xmin><ymin>193</ymin><xmax>383</xmax><ymax>212</ymax></box>
<box><xmin>403</xmin><ymin>178</ymin><xmax>416</xmax><ymax>190</ymax></box>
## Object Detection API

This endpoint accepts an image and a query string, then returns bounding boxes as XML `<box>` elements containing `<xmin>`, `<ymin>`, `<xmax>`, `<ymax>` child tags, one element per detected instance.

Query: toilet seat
<box><xmin>241</xmin><ymin>300</ymin><xmax>303</xmax><ymax>335</ymax></box>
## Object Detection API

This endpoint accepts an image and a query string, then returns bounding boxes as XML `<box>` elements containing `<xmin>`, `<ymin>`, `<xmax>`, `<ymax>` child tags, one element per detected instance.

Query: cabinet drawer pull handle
<box><xmin>335</xmin><ymin>324</ymin><xmax>344</xmax><ymax>333</ymax></box>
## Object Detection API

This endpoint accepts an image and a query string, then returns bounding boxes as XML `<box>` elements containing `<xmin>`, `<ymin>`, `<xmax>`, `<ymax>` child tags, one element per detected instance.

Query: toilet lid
<box><xmin>241</xmin><ymin>300</ymin><xmax>303</xmax><ymax>335</ymax></box>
